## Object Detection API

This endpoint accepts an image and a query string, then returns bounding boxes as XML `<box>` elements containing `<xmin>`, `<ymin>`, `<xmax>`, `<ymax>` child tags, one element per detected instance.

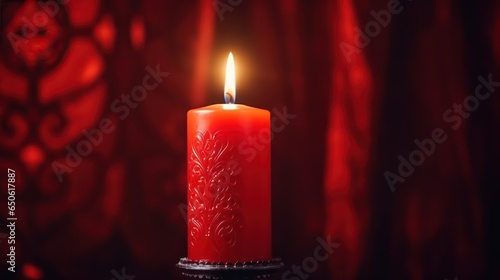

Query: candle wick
<box><xmin>224</xmin><ymin>92</ymin><xmax>235</xmax><ymax>104</ymax></box>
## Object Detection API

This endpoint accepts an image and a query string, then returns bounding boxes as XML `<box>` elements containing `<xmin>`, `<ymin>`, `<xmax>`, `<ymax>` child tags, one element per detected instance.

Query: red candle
<box><xmin>187</xmin><ymin>53</ymin><xmax>271</xmax><ymax>262</ymax></box>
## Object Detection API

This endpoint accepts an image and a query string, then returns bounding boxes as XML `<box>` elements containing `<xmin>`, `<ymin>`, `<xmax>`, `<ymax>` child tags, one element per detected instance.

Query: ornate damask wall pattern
<box><xmin>0</xmin><ymin>0</ymin><xmax>207</xmax><ymax>279</ymax></box>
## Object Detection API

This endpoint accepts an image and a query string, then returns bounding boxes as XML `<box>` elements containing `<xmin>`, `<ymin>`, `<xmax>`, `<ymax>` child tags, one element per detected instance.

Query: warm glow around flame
<box><xmin>224</xmin><ymin>52</ymin><xmax>236</xmax><ymax>104</ymax></box>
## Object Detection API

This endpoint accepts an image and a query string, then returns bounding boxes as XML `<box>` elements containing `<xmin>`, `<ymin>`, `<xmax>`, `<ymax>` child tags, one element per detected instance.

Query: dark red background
<box><xmin>0</xmin><ymin>0</ymin><xmax>499</xmax><ymax>279</ymax></box>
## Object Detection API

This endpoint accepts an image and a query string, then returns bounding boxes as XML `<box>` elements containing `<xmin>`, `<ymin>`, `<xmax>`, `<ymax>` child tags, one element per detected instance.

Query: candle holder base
<box><xmin>176</xmin><ymin>258</ymin><xmax>284</xmax><ymax>279</ymax></box>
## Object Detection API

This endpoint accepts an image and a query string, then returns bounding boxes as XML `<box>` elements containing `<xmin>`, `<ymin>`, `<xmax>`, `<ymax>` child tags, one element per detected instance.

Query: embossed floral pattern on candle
<box><xmin>188</xmin><ymin>130</ymin><xmax>243</xmax><ymax>252</ymax></box>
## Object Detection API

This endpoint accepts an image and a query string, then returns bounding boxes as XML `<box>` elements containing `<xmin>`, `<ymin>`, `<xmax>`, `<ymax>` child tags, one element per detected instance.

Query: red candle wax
<box><xmin>187</xmin><ymin>104</ymin><xmax>271</xmax><ymax>262</ymax></box>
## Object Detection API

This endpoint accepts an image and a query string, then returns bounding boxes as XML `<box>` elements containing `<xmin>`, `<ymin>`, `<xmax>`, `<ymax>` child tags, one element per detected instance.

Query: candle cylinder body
<box><xmin>187</xmin><ymin>104</ymin><xmax>271</xmax><ymax>262</ymax></box>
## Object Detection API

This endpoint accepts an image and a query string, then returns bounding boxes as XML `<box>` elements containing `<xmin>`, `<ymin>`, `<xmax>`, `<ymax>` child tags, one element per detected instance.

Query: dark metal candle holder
<box><xmin>177</xmin><ymin>257</ymin><xmax>284</xmax><ymax>279</ymax></box>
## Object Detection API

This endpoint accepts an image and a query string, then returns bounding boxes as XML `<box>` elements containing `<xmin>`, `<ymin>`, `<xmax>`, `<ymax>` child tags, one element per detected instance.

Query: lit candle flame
<box><xmin>224</xmin><ymin>52</ymin><xmax>235</xmax><ymax>104</ymax></box>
